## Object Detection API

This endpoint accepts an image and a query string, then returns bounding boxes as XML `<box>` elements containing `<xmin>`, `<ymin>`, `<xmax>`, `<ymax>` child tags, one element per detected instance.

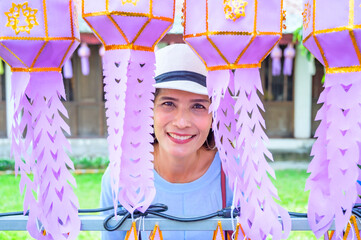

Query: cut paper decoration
<box><xmin>77</xmin><ymin>42</ymin><xmax>90</xmax><ymax>76</ymax></box>
<box><xmin>125</xmin><ymin>222</ymin><xmax>139</xmax><ymax>240</ymax></box>
<box><xmin>302</xmin><ymin>1</ymin><xmax>361</xmax><ymax>238</ymax></box>
<box><xmin>270</xmin><ymin>44</ymin><xmax>282</xmax><ymax>76</ymax></box>
<box><xmin>149</xmin><ymin>224</ymin><xmax>163</xmax><ymax>240</ymax></box>
<box><xmin>283</xmin><ymin>43</ymin><xmax>295</xmax><ymax>76</ymax></box>
<box><xmin>63</xmin><ymin>58</ymin><xmax>73</xmax><ymax>79</ymax></box>
<box><xmin>82</xmin><ymin>0</ymin><xmax>175</xmax><ymax>214</ymax></box>
<box><xmin>0</xmin><ymin>0</ymin><xmax>80</xmax><ymax>239</ymax></box>
<box><xmin>212</xmin><ymin>221</ymin><xmax>225</xmax><ymax>240</ymax></box>
<box><xmin>183</xmin><ymin>0</ymin><xmax>291</xmax><ymax>239</ymax></box>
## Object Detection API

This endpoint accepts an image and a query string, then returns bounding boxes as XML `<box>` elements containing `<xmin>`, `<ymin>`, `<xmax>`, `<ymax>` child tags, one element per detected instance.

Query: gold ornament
<box><xmin>223</xmin><ymin>0</ymin><xmax>248</xmax><ymax>22</ymax></box>
<box><xmin>125</xmin><ymin>222</ymin><xmax>138</xmax><ymax>240</ymax></box>
<box><xmin>212</xmin><ymin>221</ymin><xmax>225</xmax><ymax>240</ymax></box>
<box><xmin>282</xmin><ymin>10</ymin><xmax>287</xmax><ymax>30</ymax></box>
<box><xmin>121</xmin><ymin>0</ymin><xmax>140</xmax><ymax>6</ymax></box>
<box><xmin>5</xmin><ymin>2</ymin><xmax>39</xmax><ymax>35</ymax></box>
<box><xmin>302</xmin><ymin>2</ymin><xmax>311</xmax><ymax>30</ymax></box>
<box><xmin>149</xmin><ymin>224</ymin><xmax>163</xmax><ymax>240</ymax></box>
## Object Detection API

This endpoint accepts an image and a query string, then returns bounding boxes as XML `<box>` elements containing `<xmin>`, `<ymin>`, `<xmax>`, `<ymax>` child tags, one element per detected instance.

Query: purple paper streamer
<box><xmin>11</xmin><ymin>72</ymin><xmax>80</xmax><ymax>240</ymax></box>
<box><xmin>103</xmin><ymin>49</ymin><xmax>155</xmax><ymax>214</ymax></box>
<box><xmin>118</xmin><ymin>50</ymin><xmax>155</xmax><ymax>213</ymax></box>
<box><xmin>103</xmin><ymin>49</ymin><xmax>129</xmax><ymax>215</ymax></box>
<box><xmin>283</xmin><ymin>44</ymin><xmax>295</xmax><ymax>76</ymax></box>
<box><xmin>307</xmin><ymin>72</ymin><xmax>361</xmax><ymax>238</ymax></box>
<box><xmin>208</xmin><ymin>68</ymin><xmax>290</xmax><ymax>239</ymax></box>
<box><xmin>270</xmin><ymin>45</ymin><xmax>282</xmax><ymax>76</ymax></box>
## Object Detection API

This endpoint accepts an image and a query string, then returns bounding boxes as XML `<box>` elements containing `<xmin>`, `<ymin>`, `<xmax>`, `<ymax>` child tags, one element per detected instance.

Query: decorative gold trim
<box><xmin>302</xmin><ymin>33</ymin><xmax>312</xmax><ymax>44</ymax></box>
<box><xmin>153</xmin><ymin>21</ymin><xmax>173</xmax><ymax>48</ymax></box>
<box><xmin>0</xmin><ymin>36</ymin><xmax>80</xmax><ymax>41</ymax></box>
<box><xmin>261</xmin><ymin>38</ymin><xmax>281</xmax><ymax>63</ymax></box>
<box><xmin>207</xmin><ymin>36</ymin><xmax>229</xmax><ymax>64</ymax></box>
<box><xmin>11</xmin><ymin>67</ymin><xmax>62</xmax><ymax>72</ymax></box>
<box><xmin>0</xmin><ymin>42</ymin><xmax>27</xmax><ymax>67</ymax></box>
<box><xmin>183</xmin><ymin>38</ymin><xmax>208</xmax><ymax>67</ymax></box>
<box><xmin>313</xmin><ymin>35</ymin><xmax>328</xmax><ymax>67</ymax></box>
<box><xmin>235</xmin><ymin>35</ymin><xmax>256</xmax><ymax>64</ymax></box>
<box><xmin>43</xmin><ymin>0</ymin><xmax>48</xmax><ymax>37</ymax></box>
<box><xmin>70</xmin><ymin>0</ymin><xmax>75</xmax><ymax>38</ymax></box>
<box><xmin>83</xmin><ymin>18</ymin><xmax>106</xmax><ymax>46</ymax></box>
<box><xmin>59</xmin><ymin>40</ymin><xmax>75</xmax><ymax>67</ymax></box>
<box><xmin>106</xmin><ymin>0</ymin><xmax>109</xmax><ymax>12</ymax></box>
<box><xmin>132</xmin><ymin>19</ymin><xmax>150</xmax><ymax>43</ymax></box>
<box><xmin>105</xmin><ymin>44</ymin><xmax>154</xmax><ymax>52</ymax></box>
<box><xmin>280</xmin><ymin>0</ymin><xmax>284</xmax><ymax>32</ymax></box>
<box><xmin>314</xmin><ymin>26</ymin><xmax>353</xmax><ymax>35</ymax></box>
<box><xmin>326</xmin><ymin>66</ymin><xmax>361</xmax><ymax>74</ymax></box>
<box><xmin>207</xmin><ymin>63</ymin><xmax>260</xmax><ymax>71</ymax></box>
<box><xmin>82</xmin><ymin>11</ymin><xmax>173</xmax><ymax>22</ymax></box>
<box><xmin>206</xmin><ymin>0</ymin><xmax>209</xmax><ymax>32</ymax></box>
<box><xmin>31</xmin><ymin>41</ymin><xmax>48</xmax><ymax>68</ymax></box>
<box><xmin>108</xmin><ymin>15</ymin><xmax>130</xmax><ymax>44</ymax></box>
<box><xmin>349</xmin><ymin>30</ymin><xmax>361</xmax><ymax>64</ymax></box>
<box><xmin>184</xmin><ymin>31</ymin><xmax>279</xmax><ymax>39</ymax></box>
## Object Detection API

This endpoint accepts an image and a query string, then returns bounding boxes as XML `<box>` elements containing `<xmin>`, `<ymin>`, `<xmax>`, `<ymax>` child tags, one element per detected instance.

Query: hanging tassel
<box><xmin>283</xmin><ymin>44</ymin><xmax>295</xmax><ymax>76</ymax></box>
<box><xmin>11</xmin><ymin>71</ymin><xmax>80</xmax><ymax>240</ymax></box>
<box><xmin>103</xmin><ymin>49</ymin><xmax>156</xmax><ymax>215</ymax></box>
<box><xmin>307</xmin><ymin>71</ymin><xmax>361</xmax><ymax>238</ymax></box>
<box><xmin>118</xmin><ymin>50</ymin><xmax>155</xmax><ymax>213</ymax></box>
<box><xmin>232</xmin><ymin>68</ymin><xmax>291</xmax><ymax>240</ymax></box>
<box><xmin>103</xmin><ymin>49</ymin><xmax>130</xmax><ymax>215</ymax></box>
<box><xmin>270</xmin><ymin>44</ymin><xmax>282</xmax><ymax>76</ymax></box>
<box><xmin>63</xmin><ymin>58</ymin><xmax>73</xmax><ymax>79</ymax></box>
<box><xmin>78</xmin><ymin>43</ymin><xmax>91</xmax><ymax>76</ymax></box>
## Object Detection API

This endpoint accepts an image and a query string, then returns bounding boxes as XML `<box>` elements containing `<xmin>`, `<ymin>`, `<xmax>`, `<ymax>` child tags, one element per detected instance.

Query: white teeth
<box><xmin>169</xmin><ymin>133</ymin><xmax>193</xmax><ymax>140</ymax></box>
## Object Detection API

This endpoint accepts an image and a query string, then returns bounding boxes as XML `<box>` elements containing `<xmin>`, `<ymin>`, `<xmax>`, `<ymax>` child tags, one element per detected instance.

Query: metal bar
<box><xmin>0</xmin><ymin>215</ymin><xmax>343</xmax><ymax>232</ymax></box>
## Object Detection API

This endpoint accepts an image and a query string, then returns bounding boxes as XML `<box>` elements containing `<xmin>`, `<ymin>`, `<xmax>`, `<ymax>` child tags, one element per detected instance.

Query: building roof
<box><xmin>79</xmin><ymin>0</ymin><xmax>303</xmax><ymax>35</ymax></box>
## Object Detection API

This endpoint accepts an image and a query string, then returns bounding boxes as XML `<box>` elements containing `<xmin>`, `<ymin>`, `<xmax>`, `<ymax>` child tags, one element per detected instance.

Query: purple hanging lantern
<box><xmin>183</xmin><ymin>0</ymin><xmax>291</xmax><ymax>239</ymax></box>
<box><xmin>0</xmin><ymin>1</ymin><xmax>80</xmax><ymax>239</ymax></box>
<box><xmin>82</xmin><ymin>0</ymin><xmax>175</xmax><ymax>214</ymax></box>
<box><xmin>303</xmin><ymin>0</ymin><xmax>361</xmax><ymax>238</ymax></box>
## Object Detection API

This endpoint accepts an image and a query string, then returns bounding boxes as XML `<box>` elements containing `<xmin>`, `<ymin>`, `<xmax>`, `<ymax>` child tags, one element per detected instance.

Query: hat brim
<box><xmin>153</xmin><ymin>80</ymin><xmax>208</xmax><ymax>96</ymax></box>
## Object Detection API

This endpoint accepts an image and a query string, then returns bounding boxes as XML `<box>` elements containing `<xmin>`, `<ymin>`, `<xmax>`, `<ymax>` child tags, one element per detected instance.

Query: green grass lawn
<box><xmin>0</xmin><ymin>169</ymin><xmax>322</xmax><ymax>239</ymax></box>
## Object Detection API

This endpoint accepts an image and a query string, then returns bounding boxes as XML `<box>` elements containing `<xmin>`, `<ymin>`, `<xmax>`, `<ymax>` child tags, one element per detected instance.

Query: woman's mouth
<box><xmin>167</xmin><ymin>132</ymin><xmax>195</xmax><ymax>143</ymax></box>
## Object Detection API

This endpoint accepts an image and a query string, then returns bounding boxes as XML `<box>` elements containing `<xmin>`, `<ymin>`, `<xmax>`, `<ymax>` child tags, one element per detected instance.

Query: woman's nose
<box><xmin>172</xmin><ymin>109</ymin><xmax>191</xmax><ymax>128</ymax></box>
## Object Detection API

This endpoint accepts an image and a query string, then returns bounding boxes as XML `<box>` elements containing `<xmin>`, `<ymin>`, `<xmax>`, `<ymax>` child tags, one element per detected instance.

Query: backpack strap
<box><xmin>221</xmin><ymin>165</ymin><xmax>232</xmax><ymax>239</ymax></box>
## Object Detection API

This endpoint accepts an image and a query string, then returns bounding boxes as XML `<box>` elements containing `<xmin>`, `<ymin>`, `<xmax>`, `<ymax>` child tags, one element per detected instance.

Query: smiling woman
<box><xmin>100</xmin><ymin>44</ymin><xmax>232</xmax><ymax>240</ymax></box>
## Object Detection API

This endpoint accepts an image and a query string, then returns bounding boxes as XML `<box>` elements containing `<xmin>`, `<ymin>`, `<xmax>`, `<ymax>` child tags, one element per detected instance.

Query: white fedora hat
<box><xmin>154</xmin><ymin>44</ymin><xmax>208</xmax><ymax>95</ymax></box>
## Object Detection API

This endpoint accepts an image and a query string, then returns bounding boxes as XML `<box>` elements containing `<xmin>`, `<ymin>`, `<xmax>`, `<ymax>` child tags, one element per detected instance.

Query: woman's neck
<box><xmin>153</xmin><ymin>144</ymin><xmax>216</xmax><ymax>183</ymax></box>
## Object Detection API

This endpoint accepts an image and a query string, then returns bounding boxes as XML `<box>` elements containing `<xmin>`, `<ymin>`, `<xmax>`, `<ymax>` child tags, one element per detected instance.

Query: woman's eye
<box><xmin>162</xmin><ymin>101</ymin><xmax>174</xmax><ymax>107</ymax></box>
<box><xmin>193</xmin><ymin>103</ymin><xmax>206</xmax><ymax>109</ymax></box>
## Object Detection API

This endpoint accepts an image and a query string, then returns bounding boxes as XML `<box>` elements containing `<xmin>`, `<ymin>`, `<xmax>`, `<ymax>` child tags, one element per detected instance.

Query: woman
<box><xmin>100</xmin><ymin>44</ymin><xmax>232</xmax><ymax>240</ymax></box>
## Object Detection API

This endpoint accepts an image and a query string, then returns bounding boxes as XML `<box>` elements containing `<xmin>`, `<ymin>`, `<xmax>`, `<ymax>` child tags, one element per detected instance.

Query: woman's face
<box><xmin>154</xmin><ymin>88</ymin><xmax>212</xmax><ymax>159</ymax></box>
